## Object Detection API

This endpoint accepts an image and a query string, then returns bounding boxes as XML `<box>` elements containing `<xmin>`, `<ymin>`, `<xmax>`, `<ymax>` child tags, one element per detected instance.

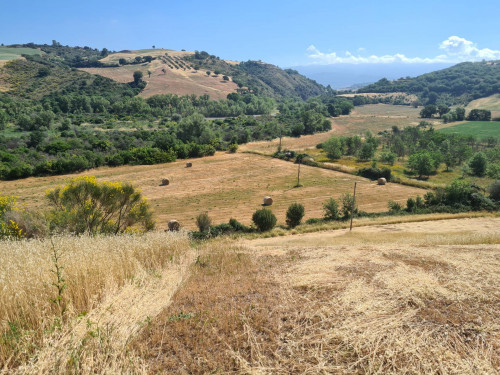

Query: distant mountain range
<box><xmin>291</xmin><ymin>63</ymin><xmax>454</xmax><ymax>90</ymax></box>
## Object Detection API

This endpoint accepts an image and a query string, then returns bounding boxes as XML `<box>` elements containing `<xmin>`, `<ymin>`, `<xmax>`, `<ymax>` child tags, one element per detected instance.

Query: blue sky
<box><xmin>1</xmin><ymin>0</ymin><xmax>499</xmax><ymax>67</ymax></box>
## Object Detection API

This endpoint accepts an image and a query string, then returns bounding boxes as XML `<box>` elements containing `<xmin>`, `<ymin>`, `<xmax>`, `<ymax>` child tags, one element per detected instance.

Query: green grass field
<box><xmin>0</xmin><ymin>46</ymin><xmax>43</xmax><ymax>60</ymax></box>
<box><xmin>438</xmin><ymin>121</ymin><xmax>500</xmax><ymax>140</ymax></box>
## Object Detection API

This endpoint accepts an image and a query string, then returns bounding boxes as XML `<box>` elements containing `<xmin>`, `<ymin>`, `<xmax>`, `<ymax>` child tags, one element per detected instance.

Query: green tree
<box><xmin>46</xmin><ymin>176</ymin><xmax>154</xmax><ymax>234</ymax></box>
<box><xmin>0</xmin><ymin>109</ymin><xmax>7</xmax><ymax>130</ymax></box>
<box><xmin>323</xmin><ymin>136</ymin><xmax>343</xmax><ymax>160</ymax></box>
<box><xmin>133</xmin><ymin>70</ymin><xmax>143</xmax><ymax>84</ymax></box>
<box><xmin>340</xmin><ymin>193</ymin><xmax>357</xmax><ymax>219</ymax></box>
<box><xmin>420</xmin><ymin>105</ymin><xmax>438</xmax><ymax>118</ymax></box>
<box><xmin>323</xmin><ymin>198</ymin><xmax>339</xmax><ymax>220</ymax></box>
<box><xmin>407</xmin><ymin>150</ymin><xmax>436</xmax><ymax>179</ymax></box>
<box><xmin>469</xmin><ymin>152</ymin><xmax>487</xmax><ymax>177</ymax></box>
<box><xmin>286</xmin><ymin>203</ymin><xmax>305</xmax><ymax>228</ymax></box>
<box><xmin>437</xmin><ymin>105</ymin><xmax>450</xmax><ymax>118</ymax></box>
<box><xmin>455</xmin><ymin>107</ymin><xmax>466</xmax><ymax>121</ymax></box>
<box><xmin>252</xmin><ymin>208</ymin><xmax>277</xmax><ymax>231</ymax></box>
<box><xmin>358</xmin><ymin>142</ymin><xmax>376</xmax><ymax>161</ymax></box>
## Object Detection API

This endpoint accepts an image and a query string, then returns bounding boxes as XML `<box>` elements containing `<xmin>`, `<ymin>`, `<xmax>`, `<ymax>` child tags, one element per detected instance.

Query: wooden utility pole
<box><xmin>350</xmin><ymin>182</ymin><xmax>357</xmax><ymax>231</ymax></box>
<box><xmin>296</xmin><ymin>161</ymin><xmax>301</xmax><ymax>187</ymax></box>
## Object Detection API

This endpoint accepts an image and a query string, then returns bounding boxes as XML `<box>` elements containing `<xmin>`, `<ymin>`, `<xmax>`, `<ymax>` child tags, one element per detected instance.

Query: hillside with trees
<box><xmin>359</xmin><ymin>61</ymin><xmax>500</xmax><ymax>105</ymax></box>
<box><xmin>183</xmin><ymin>51</ymin><xmax>328</xmax><ymax>100</ymax></box>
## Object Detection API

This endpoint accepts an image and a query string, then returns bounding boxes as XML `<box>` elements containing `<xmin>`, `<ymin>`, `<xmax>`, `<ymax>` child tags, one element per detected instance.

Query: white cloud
<box><xmin>307</xmin><ymin>36</ymin><xmax>500</xmax><ymax>64</ymax></box>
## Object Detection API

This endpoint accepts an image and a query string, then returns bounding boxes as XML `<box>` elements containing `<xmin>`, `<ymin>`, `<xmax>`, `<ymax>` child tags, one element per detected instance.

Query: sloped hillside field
<box><xmin>3</xmin><ymin>217</ymin><xmax>497</xmax><ymax>373</ymax></box>
<box><xmin>0</xmin><ymin>152</ymin><xmax>426</xmax><ymax>229</ymax></box>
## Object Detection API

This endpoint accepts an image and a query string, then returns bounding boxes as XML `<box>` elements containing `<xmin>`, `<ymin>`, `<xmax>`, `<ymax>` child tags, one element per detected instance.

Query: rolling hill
<box><xmin>0</xmin><ymin>44</ymin><xmax>326</xmax><ymax>101</ymax></box>
<box><xmin>359</xmin><ymin>60</ymin><xmax>500</xmax><ymax>105</ymax></box>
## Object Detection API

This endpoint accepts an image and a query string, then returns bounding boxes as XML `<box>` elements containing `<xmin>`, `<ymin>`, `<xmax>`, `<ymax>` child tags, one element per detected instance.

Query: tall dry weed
<box><xmin>0</xmin><ymin>231</ymin><xmax>190</xmax><ymax>370</ymax></box>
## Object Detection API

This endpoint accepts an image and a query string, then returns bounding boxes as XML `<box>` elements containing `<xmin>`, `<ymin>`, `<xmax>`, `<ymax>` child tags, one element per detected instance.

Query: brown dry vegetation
<box><xmin>80</xmin><ymin>49</ymin><xmax>239</xmax><ymax>100</ymax></box>
<box><xmin>134</xmin><ymin>217</ymin><xmax>500</xmax><ymax>374</ymax></box>
<box><xmin>466</xmin><ymin>94</ymin><xmax>500</xmax><ymax>119</ymax></box>
<box><xmin>0</xmin><ymin>152</ymin><xmax>426</xmax><ymax>230</ymax></box>
<box><xmin>1</xmin><ymin>216</ymin><xmax>499</xmax><ymax>374</ymax></box>
<box><xmin>0</xmin><ymin>232</ymin><xmax>191</xmax><ymax>373</ymax></box>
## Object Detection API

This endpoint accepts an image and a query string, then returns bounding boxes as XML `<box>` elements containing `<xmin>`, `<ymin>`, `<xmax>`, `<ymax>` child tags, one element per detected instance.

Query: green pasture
<box><xmin>0</xmin><ymin>47</ymin><xmax>43</xmax><ymax>60</ymax></box>
<box><xmin>438</xmin><ymin>121</ymin><xmax>500</xmax><ymax>140</ymax></box>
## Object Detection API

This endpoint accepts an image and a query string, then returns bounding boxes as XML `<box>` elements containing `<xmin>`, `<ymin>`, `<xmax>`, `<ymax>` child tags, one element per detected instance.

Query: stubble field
<box><xmin>0</xmin><ymin>152</ymin><xmax>427</xmax><ymax>230</ymax></box>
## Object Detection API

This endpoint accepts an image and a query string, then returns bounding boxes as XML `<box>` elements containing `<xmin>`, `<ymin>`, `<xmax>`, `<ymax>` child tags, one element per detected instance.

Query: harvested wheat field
<box><xmin>240</xmin><ymin>104</ymin><xmax>427</xmax><ymax>154</ymax></box>
<box><xmin>0</xmin><ymin>152</ymin><xmax>426</xmax><ymax>229</ymax></box>
<box><xmin>133</xmin><ymin>216</ymin><xmax>500</xmax><ymax>374</ymax></box>
<box><xmin>1</xmin><ymin>216</ymin><xmax>499</xmax><ymax>374</ymax></box>
<box><xmin>80</xmin><ymin>49</ymin><xmax>239</xmax><ymax>100</ymax></box>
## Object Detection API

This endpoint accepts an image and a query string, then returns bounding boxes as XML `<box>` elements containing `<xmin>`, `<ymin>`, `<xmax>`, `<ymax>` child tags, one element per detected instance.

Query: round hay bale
<box><xmin>186</xmin><ymin>162</ymin><xmax>192</xmax><ymax>168</ymax></box>
<box><xmin>377</xmin><ymin>177</ymin><xmax>387</xmax><ymax>185</ymax></box>
<box><xmin>161</xmin><ymin>178</ymin><xmax>170</xmax><ymax>186</ymax></box>
<box><xmin>168</xmin><ymin>220</ymin><xmax>180</xmax><ymax>231</ymax></box>
<box><xmin>263</xmin><ymin>196</ymin><xmax>273</xmax><ymax>206</ymax></box>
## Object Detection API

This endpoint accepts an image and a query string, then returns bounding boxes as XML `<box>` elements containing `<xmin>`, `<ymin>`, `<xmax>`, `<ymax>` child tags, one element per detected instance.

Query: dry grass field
<box><xmin>2</xmin><ymin>216</ymin><xmax>499</xmax><ymax>374</ymax></box>
<box><xmin>80</xmin><ymin>49</ymin><xmax>239</xmax><ymax>100</ymax></box>
<box><xmin>240</xmin><ymin>104</ymin><xmax>425</xmax><ymax>154</ymax></box>
<box><xmin>467</xmin><ymin>94</ymin><xmax>500</xmax><ymax>119</ymax></box>
<box><xmin>0</xmin><ymin>152</ymin><xmax>427</xmax><ymax>230</ymax></box>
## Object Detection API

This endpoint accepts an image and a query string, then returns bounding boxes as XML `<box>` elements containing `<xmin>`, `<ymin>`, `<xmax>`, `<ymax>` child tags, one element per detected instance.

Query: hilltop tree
<box><xmin>206</xmin><ymin>71</ymin><xmax>211</xmax><ymax>76</ymax></box>
<box><xmin>119</xmin><ymin>58</ymin><xmax>127</xmax><ymax>65</ymax></box>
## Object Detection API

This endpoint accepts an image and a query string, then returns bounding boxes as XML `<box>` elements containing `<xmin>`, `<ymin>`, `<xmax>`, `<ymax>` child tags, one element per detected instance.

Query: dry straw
<box><xmin>0</xmin><ymin>231</ymin><xmax>190</xmax><ymax>371</ymax></box>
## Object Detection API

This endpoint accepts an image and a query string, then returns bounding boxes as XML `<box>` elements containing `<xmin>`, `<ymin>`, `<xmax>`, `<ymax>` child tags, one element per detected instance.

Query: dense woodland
<box><xmin>359</xmin><ymin>61</ymin><xmax>500</xmax><ymax>105</ymax></box>
<box><xmin>0</xmin><ymin>44</ymin><xmax>364</xmax><ymax>179</ymax></box>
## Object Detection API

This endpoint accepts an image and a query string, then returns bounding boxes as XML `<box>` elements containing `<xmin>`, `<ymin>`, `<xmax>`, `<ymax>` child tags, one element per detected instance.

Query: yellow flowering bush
<box><xmin>46</xmin><ymin>176</ymin><xmax>155</xmax><ymax>234</ymax></box>
<box><xmin>0</xmin><ymin>195</ymin><xmax>24</xmax><ymax>239</ymax></box>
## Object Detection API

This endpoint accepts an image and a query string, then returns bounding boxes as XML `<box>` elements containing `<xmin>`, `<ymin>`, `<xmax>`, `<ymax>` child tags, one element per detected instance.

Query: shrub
<box><xmin>323</xmin><ymin>198</ymin><xmax>339</xmax><ymax>220</ymax></box>
<box><xmin>388</xmin><ymin>200</ymin><xmax>403</xmax><ymax>212</ymax></box>
<box><xmin>340</xmin><ymin>193</ymin><xmax>357</xmax><ymax>219</ymax></box>
<box><xmin>305</xmin><ymin>218</ymin><xmax>321</xmax><ymax>224</ymax></box>
<box><xmin>357</xmin><ymin>166</ymin><xmax>391</xmax><ymax>181</ymax></box>
<box><xmin>286</xmin><ymin>203</ymin><xmax>305</xmax><ymax>228</ymax></box>
<box><xmin>0</xmin><ymin>195</ymin><xmax>24</xmax><ymax>239</ymax></box>
<box><xmin>488</xmin><ymin>181</ymin><xmax>500</xmax><ymax>202</ymax></box>
<box><xmin>252</xmin><ymin>208</ymin><xmax>277</xmax><ymax>232</ymax></box>
<box><xmin>196</xmin><ymin>212</ymin><xmax>211</xmax><ymax>232</ymax></box>
<box><xmin>46</xmin><ymin>176</ymin><xmax>154</xmax><ymax>235</ymax></box>
<box><xmin>406</xmin><ymin>197</ymin><xmax>416</xmax><ymax>212</ymax></box>
<box><xmin>229</xmin><ymin>218</ymin><xmax>250</xmax><ymax>232</ymax></box>
<box><xmin>228</xmin><ymin>143</ymin><xmax>238</xmax><ymax>153</ymax></box>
